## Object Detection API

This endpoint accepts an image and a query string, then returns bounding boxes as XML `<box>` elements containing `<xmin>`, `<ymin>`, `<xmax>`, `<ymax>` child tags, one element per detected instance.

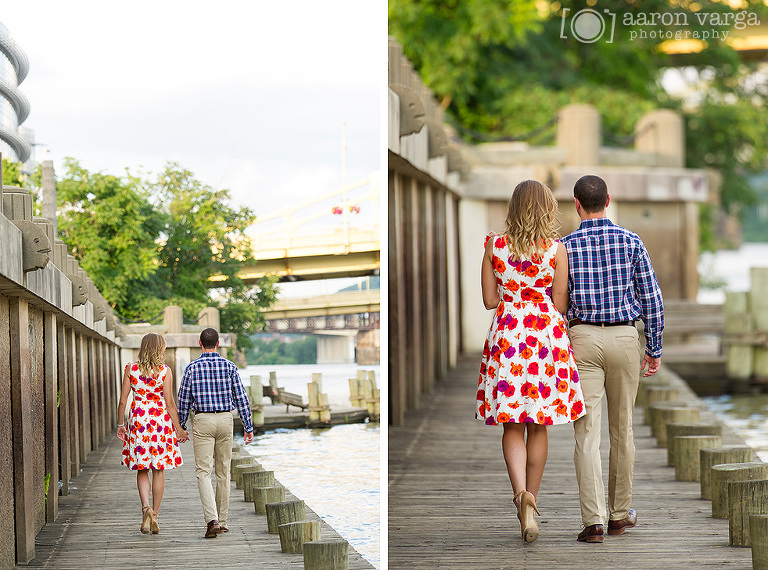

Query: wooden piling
<box><xmin>253</xmin><ymin>485</ymin><xmax>285</xmax><ymax>515</ymax></box>
<box><xmin>278</xmin><ymin>520</ymin><xmax>321</xmax><ymax>554</ymax></box>
<box><xmin>636</xmin><ymin>378</ymin><xmax>670</xmax><ymax>409</ymax></box>
<box><xmin>643</xmin><ymin>386</ymin><xmax>680</xmax><ymax>424</ymax></box>
<box><xmin>265</xmin><ymin>500</ymin><xmax>305</xmax><ymax>534</ymax></box>
<box><xmin>671</xmin><ymin>435</ymin><xmax>722</xmax><ymax>481</ymax></box>
<box><xmin>303</xmin><ymin>539</ymin><xmax>349</xmax><ymax>570</ymax></box>
<box><xmin>724</xmin><ymin>291</ymin><xmax>753</xmax><ymax>383</ymax></box>
<box><xmin>349</xmin><ymin>377</ymin><xmax>364</xmax><ymax>408</ymax></box>
<box><xmin>728</xmin><ymin>479</ymin><xmax>768</xmax><ymax>546</ymax></box>
<box><xmin>750</xmin><ymin>514</ymin><xmax>768</xmax><ymax>568</ymax></box>
<box><xmin>711</xmin><ymin>462</ymin><xmax>768</xmax><ymax>518</ymax></box>
<box><xmin>243</xmin><ymin>469</ymin><xmax>274</xmax><ymax>502</ymax></box>
<box><xmin>230</xmin><ymin>455</ymin><xmax>252</xmax><ymax>481</ymax></box>
<box><xmin>249</xmin><ymin>375</ymin><xmax>264</xmax><ymax>427</ymax></box>
<box><xmin>234</xmin><ymin>462</ymin><xmax>259</xmax><ymax>490</ymax></box>
<box><xmin>649</xmin><ymin>402</ymin><xmax>698</xmax><ymax>446</ymax></box>
<box><xmin>665</xmin><ymin>423</ymin><xmax>723</xmax><ymax>466</ymax></box>
<box><xmin>700</xmin><ymin>447</ymin><xmax>754</xmax><ymax>500</ymax></box>
<box><xmin>751</xmin><ymin>268</ymin><xmax>768</xmax><ymax>382</ymax></box>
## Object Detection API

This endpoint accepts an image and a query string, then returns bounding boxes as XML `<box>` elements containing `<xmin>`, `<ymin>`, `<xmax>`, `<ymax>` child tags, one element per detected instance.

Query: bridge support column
<box><xmin>316</xmin><ymin>333</ymin><xmax>356</xmax><ymax>364</ymax></box>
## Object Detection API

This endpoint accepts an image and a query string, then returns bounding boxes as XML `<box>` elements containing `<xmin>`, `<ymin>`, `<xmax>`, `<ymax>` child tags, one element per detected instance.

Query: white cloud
<box><xmin>2</xmin><ymin>0</ymin><xmax>383</xmax><ymax>215</ymax></box>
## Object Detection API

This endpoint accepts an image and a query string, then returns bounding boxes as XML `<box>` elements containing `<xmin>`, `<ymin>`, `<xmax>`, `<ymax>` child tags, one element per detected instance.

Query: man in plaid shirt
<box><xmin>178</xmin><ymin>327</ymin><xmax>254</xmax><ymax>538</ymax></box>
<box><xmin>561</xmin><ymin>175</ymin><xmax>663</xmax><ymax>544</ymax></box>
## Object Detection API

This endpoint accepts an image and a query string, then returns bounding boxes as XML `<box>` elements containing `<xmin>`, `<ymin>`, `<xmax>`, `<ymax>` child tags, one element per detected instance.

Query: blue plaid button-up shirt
<box><xmin>561</xmin><ymin>217</ymin><xmax>664</xmax><ymax>358</ymax></box>
<box><xmin>177</xmin><ymin>352</ymin><xmax>254</xmax><ymax>433</ymax></box>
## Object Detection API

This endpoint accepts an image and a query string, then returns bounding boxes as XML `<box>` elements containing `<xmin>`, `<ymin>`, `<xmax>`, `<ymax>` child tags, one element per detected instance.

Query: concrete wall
<box><xmin>462</xmin><ymin>105</ymin><xmax>710</xmax><ymax>313</ymax></box>
<box><xmin>0</xmin><ymin>180</ymin><xmax>120</xmax><ymax>567</ymax></box>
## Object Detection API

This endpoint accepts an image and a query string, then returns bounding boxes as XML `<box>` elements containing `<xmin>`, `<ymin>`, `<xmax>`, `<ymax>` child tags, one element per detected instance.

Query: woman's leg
<box><xmin>137</xmin><ymin>470</ymin><xmax>150</xmax><ymax>507</ymax></box>
<box><xmin>151</xmin><ymin>469</ymin><xmax>165</xmax><ymax>514</ymax></box>
<box><xmin>524</xmin><ymin>424</ymin><xmax>549</xmax><ymax>500</ymax></box>
<box><xmin>501</xmin><ymin>422</ymin><xmax>528</xmax><ymax>497</ymax></box>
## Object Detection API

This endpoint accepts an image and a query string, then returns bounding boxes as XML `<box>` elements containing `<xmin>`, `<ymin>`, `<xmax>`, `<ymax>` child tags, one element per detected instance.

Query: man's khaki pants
<box><xmin>192</xmin><ymin>411</ymin><xmax>234</xmax><ymax>525</ymax></box>
<box><xmin>569</xmin><ymin>324</ymin><xmax>642</xmax><ymax>527</ymax></box>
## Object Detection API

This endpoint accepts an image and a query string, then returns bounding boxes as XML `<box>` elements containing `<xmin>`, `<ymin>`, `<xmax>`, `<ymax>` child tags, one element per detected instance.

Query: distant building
<box><xmin>0</xmin><ymin>22</ymin><xmax>32</xmax><ymax>164</ymax></box>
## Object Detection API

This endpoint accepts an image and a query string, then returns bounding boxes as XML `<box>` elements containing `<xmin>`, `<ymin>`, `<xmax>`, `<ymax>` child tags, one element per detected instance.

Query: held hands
<box><xmin>116</xmin><ymin>425</ymin><xmax>127</xmax><ymax>442</ymax></box>
<box><xmin>244</xmin><ymin>431</ymin><xmax>254</xmax><ymax>445</ymax></box>
<box><xmin>641</xmin><ymin>354</ymin><xmax>661</xmax><ymax>377</ymax></box>
<box><xmin>176</xmin><ymin>426</ymin><xmax>190</xmax><ymax>444</ymax></box>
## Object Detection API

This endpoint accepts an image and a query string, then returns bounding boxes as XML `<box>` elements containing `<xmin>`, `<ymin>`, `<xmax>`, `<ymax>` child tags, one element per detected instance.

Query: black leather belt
<box><xmin>569</xmin><ymin>318</ymin><xmax>635</xmax><ymax>328</ymax></box>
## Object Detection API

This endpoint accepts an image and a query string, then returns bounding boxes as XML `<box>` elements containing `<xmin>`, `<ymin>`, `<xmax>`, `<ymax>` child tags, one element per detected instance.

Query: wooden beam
<box><xmin>43</xmin><ymin>311</ymin><xmax>58</xmax><ymax>522</ymax></box>
<box><xmin>10</xmin><ymin>296</ymin><xmax>35</xmax><ymax>563</ymax></box>
<box><xmin>57</xmin><ymin>323</ymin><xmax>71</xmax><ymax>496</ymax></box>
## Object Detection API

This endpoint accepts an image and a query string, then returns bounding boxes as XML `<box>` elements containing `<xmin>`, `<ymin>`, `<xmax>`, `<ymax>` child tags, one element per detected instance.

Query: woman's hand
<box><xmin>116</xmin><ymin>424</ymin><xmax>127</xmax><ymax>442</ymax></box>
<box><xmin>176</xmin><ymin>427</ymin><xmax>189</xmax><ymax>443</ymax></box>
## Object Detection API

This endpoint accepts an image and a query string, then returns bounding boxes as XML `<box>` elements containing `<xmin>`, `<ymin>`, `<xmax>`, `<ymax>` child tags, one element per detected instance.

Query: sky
<box><xmin>2</xmin><ymin>0</ymin><xmax>383</xmax><ymax>229</ymax></box>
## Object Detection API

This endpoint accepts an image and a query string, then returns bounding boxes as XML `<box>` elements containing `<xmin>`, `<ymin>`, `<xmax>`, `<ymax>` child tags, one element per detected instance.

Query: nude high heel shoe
<box><xmin>150</xmin><ymin>510</ymin><xmax>159</xmax><ymax>534</ymax></box>
<box><xmin>141</xmin><ymin>506</ymin><xmax>153</xmax><ymax>534</ymax></box>
<box><xmin>514</xmin><ymin>490</ymin><xmax>541</xmax><ymax>543</ymax></box>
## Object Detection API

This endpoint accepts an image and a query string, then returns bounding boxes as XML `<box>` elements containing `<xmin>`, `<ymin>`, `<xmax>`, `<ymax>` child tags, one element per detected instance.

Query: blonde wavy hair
<box><xmin>503</xmin><ymin>180</ymin><xmax>559</xmax><ymax>259</ymax></box>
<box><xmin>137</xmin><ymin>333</ymin><xmax>166</xmax><ymax>377</ymax></box>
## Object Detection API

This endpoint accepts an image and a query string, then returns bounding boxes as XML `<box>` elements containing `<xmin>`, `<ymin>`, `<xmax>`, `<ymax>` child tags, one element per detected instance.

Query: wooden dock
<box><xmin>234</xmin><ymin>405</ymin><xmax>371</xmax><ymax>433</ymax></box>
<box><xmin>21</xmin><ymin>438</ymin><xmax>374</xmax><ymax>569</ymax></box>
<box><xmin>388</xmin><ymin>355</ymin><xmax>754</xmax><ymax>569</ymax></box>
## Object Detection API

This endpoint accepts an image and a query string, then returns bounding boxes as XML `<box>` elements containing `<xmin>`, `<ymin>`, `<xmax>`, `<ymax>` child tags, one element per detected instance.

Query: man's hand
<box><xmin>244</xmin><ymin>431</ymin><xmax>254</xmax><ymax>444</ymax></box>
<box><xmin>641</xmin><ymin>354</ymin><xmax>661</xmax><ymax>377</ymax></box>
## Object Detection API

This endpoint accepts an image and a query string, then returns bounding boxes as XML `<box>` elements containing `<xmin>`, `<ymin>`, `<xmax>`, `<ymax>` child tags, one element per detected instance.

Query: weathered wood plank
<box><xmin>21</xmin><ymin>437</ymin><xmax>374</xmax><ymax>569</ymax></box>
<box><xmin>388</xmin><ymin>355</ymin><xmax>753</xmax><ymax>569</ymax></box>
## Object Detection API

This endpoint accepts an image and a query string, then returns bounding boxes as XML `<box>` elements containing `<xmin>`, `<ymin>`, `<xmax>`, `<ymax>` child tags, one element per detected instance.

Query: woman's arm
<box><xmin>481</xmin><ymin>239</ymin><xmax>500</xmax><ymax>310</ymax></box>
<box><xmin>163</xmin><ymin>367</ymin><xmax>188</xmax><ymax>443</ymax></box>
<box><xmin>552</xmin><ymin>242</ymin><xmax>569</xmax><ymax>314</ymax></box>
<box><xmin>116</xmin><ymin>365</ymin><xmax>131</xmax><ymax>441</ymax></box>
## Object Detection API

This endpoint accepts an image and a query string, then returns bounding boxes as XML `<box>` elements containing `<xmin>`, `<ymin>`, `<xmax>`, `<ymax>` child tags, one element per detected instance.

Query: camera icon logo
<box><xmin>560</xmin><ymin>8</ymin><xmax>616</xmax><ymax>44</ymax></box>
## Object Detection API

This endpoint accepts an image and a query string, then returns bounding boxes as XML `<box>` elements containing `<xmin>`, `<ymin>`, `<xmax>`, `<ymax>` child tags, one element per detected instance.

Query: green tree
<box><xmin>1</xmin><ymin>157</ymin><xmax>25</xmax><ymax>187</ymax></box>
<box><xmin>246</xmin><ymin>335</ymin><xmax>318</xmax><ymax>365</ymax></box>
<box><xmin>389</xmin><ymin>0</ymin><xmax>768</xmax><ymax>246</ymax></box>
<box><xmin>56</xmin><ymin>158</ymin><xmax>164</xmax><ymax>313</ymax></box>
<box><xmin>148</xmin><ymin>162</ymin><xmax>277</xmax><ymax>351</ymax></box>
<box><xmin>52</xmin><ymin>159</ymin><xmax>277</xmax><ymax>353</ymax></box>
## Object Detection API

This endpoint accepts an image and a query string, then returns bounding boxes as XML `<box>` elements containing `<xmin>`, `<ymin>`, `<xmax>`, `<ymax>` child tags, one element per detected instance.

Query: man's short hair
<box><xmin>574</xmin><ymin>175</ymin><xmax>608</xmax><ymax>213</ymax></box>
<box><xmin>200</xmin><ymin>327</ymin><xmax>219</xmax><ymax>349</ymax></box>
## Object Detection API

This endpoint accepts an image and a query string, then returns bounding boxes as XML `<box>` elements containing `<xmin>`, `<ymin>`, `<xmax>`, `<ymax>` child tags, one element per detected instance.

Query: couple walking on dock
<box><xmin>476</xmin><ymin>174</ymin><xmax>665</xmax><ymax>543</ymax></box>
<box><xmin>116</xmin><ymin>327</ymin><xmax>255</xmax><ymax>538</ymax></box>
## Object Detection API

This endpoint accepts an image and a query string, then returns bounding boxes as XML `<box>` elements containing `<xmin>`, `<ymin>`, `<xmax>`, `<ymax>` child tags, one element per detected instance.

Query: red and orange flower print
<box><xmin>121</xmin><ymin>363</ymin><xmax>183</xmax><ymax>471</ymax></box>
<box><xmin>476</xmin><ymin>236</ymin><xmax>585</xmax><ymax>427</ymax></box>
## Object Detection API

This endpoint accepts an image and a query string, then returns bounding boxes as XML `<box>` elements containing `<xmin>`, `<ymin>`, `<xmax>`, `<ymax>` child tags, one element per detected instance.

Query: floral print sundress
<box><xmin>476</xmin><ymin>234</ymin><xmax>586</xmax><ymax>426</ymax></box>
<box><xmin>121</xmin><ymin>363</ymin><xmax>183</xmax><ymax>470</ymax></box>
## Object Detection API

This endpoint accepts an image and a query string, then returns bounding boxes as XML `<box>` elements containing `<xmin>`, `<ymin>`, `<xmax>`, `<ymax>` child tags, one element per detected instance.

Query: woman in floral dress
<box><xmin>476</xmin><ymin>180</ymin><xmax>586</xmax><ymax>543</ymax></box>
<box><xmin>117</xmin><ymin>333</ymin><xmax>188</xmax><ymax>534</ymax></box>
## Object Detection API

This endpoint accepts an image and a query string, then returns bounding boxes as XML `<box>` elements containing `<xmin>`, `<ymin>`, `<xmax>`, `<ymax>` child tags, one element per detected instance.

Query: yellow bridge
<box><xmin>235</xmin><ymin>226</ymin><xmax>380</xmax><ymax>283</ymax></box>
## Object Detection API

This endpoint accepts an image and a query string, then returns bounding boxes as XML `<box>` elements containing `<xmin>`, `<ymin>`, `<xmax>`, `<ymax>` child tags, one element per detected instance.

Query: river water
<box><xmin>236</xmin><ymin>363</ymin><xmax>380</xmax><ymax>569</ymax></box>
<box><xmin>696</xmin><ymin>242</ymin><xmax>768</xmax><ymax>463</ymax></box>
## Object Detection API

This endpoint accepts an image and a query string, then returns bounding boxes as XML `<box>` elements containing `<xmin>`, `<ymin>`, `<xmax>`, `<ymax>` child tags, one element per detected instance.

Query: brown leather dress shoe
<box><xmin>608</xmin><ymin>508</ymin><xmax>637</xmax><ymax>535</ymax></box>
<box><xmin>205</xmin><ymin>519</ymin><xmax>220</xmax><ymax>538</ymax></box>
<box><xmin>216</xmin><ymin>524</ymin><xmax>229</xmax><ymax>533</ymax></box>
<box><xmin>577</xmin><ymin>524</ymin><xmax>604</xmax><ymax>543</ymax></box>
